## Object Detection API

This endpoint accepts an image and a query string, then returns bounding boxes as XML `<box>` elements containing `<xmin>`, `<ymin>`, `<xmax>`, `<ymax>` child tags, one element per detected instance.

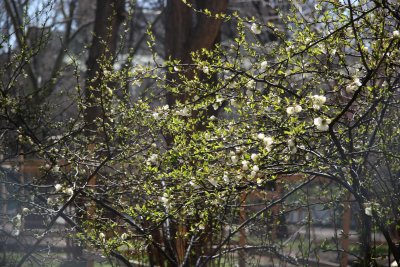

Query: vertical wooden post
<box><xmin>19</xmin><ymin>150</ymin><xmax>25</xmax><ymax>230</ymax></box>
<box><xmin>176</xmin><ymin>222</ymin><xmax>186</xmax><ymax>265</ymax></box>
<box><xmin>271</xmin><ymin>183</ymin><xmax>283</xmax><ymax>241</ymax></box>
<box><xmin>86</xmin><ymin>143</ymin><xmax>96</xmax><ymax>267</ymax></box>
<box><xmin>0</xmin><ymin>151</ymin><xmax>6</xmax><ymax>226</ymax></box>
<box><xmin>1</xmin><ymin>173</ymin><xmax>7</xmax><ymax>227</ymax></box>
<box><xmin>239</xmin><ymin>192</ymin><xmax>247</xmax><ymax>267</ymax></box>
<box><xmin>0</xmin><ymin>147</ymin><xmax>3</xmax><ymax>225</ymax></box>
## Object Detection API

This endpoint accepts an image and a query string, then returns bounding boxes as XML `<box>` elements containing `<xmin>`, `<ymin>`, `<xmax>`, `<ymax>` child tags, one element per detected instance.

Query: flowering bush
<box><xmin>1</xmin><ymin>0</ymin><xmax>400</xmax><ymax>266</ymax></box>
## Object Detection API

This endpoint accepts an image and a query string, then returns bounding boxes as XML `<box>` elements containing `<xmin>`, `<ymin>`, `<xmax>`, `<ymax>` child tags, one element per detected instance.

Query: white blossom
<box><xmin>152</xmin><ymin>112</ymin><xmax>160</xmax><ymax>120</ymax></box>
<box><xmin>294</xmin><ymin>105</ymin><xmax>302</xmax><ymax>113</ymax></box>
<box><xmin>354</xmin><ymin>78</ymin><xmax>362</xmax><ymax>86</ymax></box>
<box><xmin>176</xmin><ymin>107</ymin><xmax>191</xmax><ymax>117</ymax></box>
<box><xmin>99</xmin><ymin>232</ymin><xmax>106</xmax><ymax>243</ymax></box>
<box><xmin>257</xmin><ymin>133</ymin><xmax>265</xmax><ymax>140</ymax></box>
<box><xmin>121</xmin><ymin>233</ymin><xmax>128</xmax><ymax>240</ymax></box>
<box><xmin>148</xmin><ymin>154</ymin><xmax>159</xmax><ymax>165</ymax></box>
<box><xmin>287</xmin><ymin>105</ymin><xmax>302</xmax><ymax>115</ymax></box>
<box><xmin>393</xmin><ymin>30</ymin><xmax>400</xmax><ymax>38</ymax></box>
<box><xmin>364</xmin><ymin>202</ymin><xmax>379</xmax><ymax>216</ymax></box>
<box><xmin>11</xmin><ymin>229</ymin><xmax>20</xmax><ymax>236</ymax></box>
<box><xmin>250</xmin><ymin>171</ymin><xmax>257</xmax><ymax>178</ymax></box>
<box><xmin>263</xmin><ymin>136</ymin><xmax>274</xmax><ymax>147</ymax></box>
<box><xmin>10</xmin><ymin>213</ymin><xmax>21</xmax><ymax>235</ymax></box>
<box><xmin>202</xmin><ymin>66</ymin><xmax>210</xmax><ymax>74</ymax></box>
<box><xmin>247</xmin><ymin>79</ymin><xmax>256</xmax><ymax>88</ymax></box>
<box><xmin>314</xmin><ymin>117</ymin><xmax>331</xmax><ymax>131</ymax></box>
<box><xmin>12</xmin><ymin>214</ymin><xmax>22</xmax><ymax>228</ymax></box>
<box><xmin>251</xmin><ymin>153</ymin><xmax>259</xmax><ymax>161</ymax></box>
<box><xmin>64</xmin><ymin>187</ymin><xmax>74</xmax><ymax>196</ymax></box>
<box><xmin>216</xmin><ymin>95</ymin><xmax>224</xmax><ymax>103</ymax></box>
<box><xmin>241</xmin><ymin>160</ymin><xmax>249</xmax><ymax>171</ymax></box>
<box><xmin>103</xmin><ymin>70</ymin><xmax>111</xmax><ymax>77</ymax></box>
<box><xmin>256</xmin><ymin>178</ymin><xmax>263</xmax><ymax>186</ymax></box>
<box><xmin>160</xmin><ymin>193</ymin><xmax>169</xmax><ymax>205</ymax></box>
<box><xmin>311</xmin><ymin>95</ymin><xmax>326</xmax><ymax>110</ymax></box>
<box><xmin>260</xmin><ymin>61</ymin><xmax>268</xmax><ymax>72</ymax></box>
<box><xmin>189</xmin><ymin>178</ymin><xmax>200</xmax><ymax>189</ymax></box>
<box><xmin>22</xmin><ymin>207</ymin><xmax>30</xmax><ymax>215</ymax></box>
<box><xmin>231</xmin><ymin>155</ymin><xmax>238</xmax><ymax>164</ymax></box>
<box><xmin>286</xmin><ymin>106</ymin><xmax>295</xmax><ymax>115</ymax></box>
<box><xmin>223</xmin><ymin>173</ymin><xmax>230</xmax><ymax>183</ymax></box>
<box><xmin>364</xmin><ymin>202</ymin><xmax>372</xmax><ymax>216</ymax></box>
<box><xmin>252</xmin><ymin>165</ymin><xmax>259</xmax><ymax>172</ymax></box>
<box><xmin>263</xmin><ymin>136</ymin><xmax>274</xmax><ymax>152</ymax></box>
<box><xmin>54</xmin><ymin>184</ymin><xmax>63</xmax><ymax>192</ymax></box>
<box><xmin>251</xmin><ymin>23</ymin><xmax>261</xmax><ymax>34</ymax></box>
<box><xmin>346</xmin><ymin>78</ymin><xmax>362</xmax><ymax>94</ymax></box>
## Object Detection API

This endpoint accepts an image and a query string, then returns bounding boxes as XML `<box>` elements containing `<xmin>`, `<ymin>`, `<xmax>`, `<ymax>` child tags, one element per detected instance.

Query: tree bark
<box><xmin>163</xmin><ymin>1</ymin><xmax>228</xmax><ymax>265</ymax></box>
<box><xmin>165</xmin><ymin>0</ymin><xmax>228</xmax><ymax>107</ymax></box>
<box><xmin>78</xmin><ymin>0</ymin><xmax>125</xmax><ymax>262</ymax></box>
<box><xmin>84</xmin><ymin>0</ymin><xmax>125</xmax><ymax>135</ymax></box>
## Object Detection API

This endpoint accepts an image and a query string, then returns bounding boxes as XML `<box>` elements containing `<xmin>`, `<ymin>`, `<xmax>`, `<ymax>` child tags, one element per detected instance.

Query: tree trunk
<box><xmin>75</xmin><ymin>0</ymin><xmax>125</xmax><ymax>262</ymax></box>
<box><xmin>165</xmin><ymin>0</ymin><xmax>228</xmax><ymax>107</ymax></box>
<box><xmin>360</xmin><ymin>207</ymin><xmax>373</xmax><ymax>266</ymax></box>
<box><xmin>163</xmin><ymin>0</ymin><xmax>228</xmax><ymax>265</ymax></box>
<box><xmin>84</xmin><ymin>0</ymin><xmax>125</xmax><ymax>135</ymax></box>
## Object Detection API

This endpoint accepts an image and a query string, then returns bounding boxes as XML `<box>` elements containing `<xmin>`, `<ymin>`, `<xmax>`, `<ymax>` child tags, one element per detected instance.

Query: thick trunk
<box><xmin>84</xmin><ymin>0</ymin><xmax>125</xmax><ymax>135</ymax></box>
<box><xmin>360</xmin><ymin>213</ymin><xmax>373</xmax><ymax>266</ymax></box>
<box><xmin>76</xmin><ymin>0</ymin><xmax>125</xmax><ymax>262</ymax></box>
<box><xmin>163</xmin><ymin>1</ymin><xmax>228</xmax><ymax>265</ymax></box>
<box><xmin>165</xmin><ymin>0</ymin><xmax>192</xmax><ymax>63</ymax></box>
<box><xmin>165</xmin><ymin>0</ymin><xmax>228</xmax><ymax>107</ymax></box>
